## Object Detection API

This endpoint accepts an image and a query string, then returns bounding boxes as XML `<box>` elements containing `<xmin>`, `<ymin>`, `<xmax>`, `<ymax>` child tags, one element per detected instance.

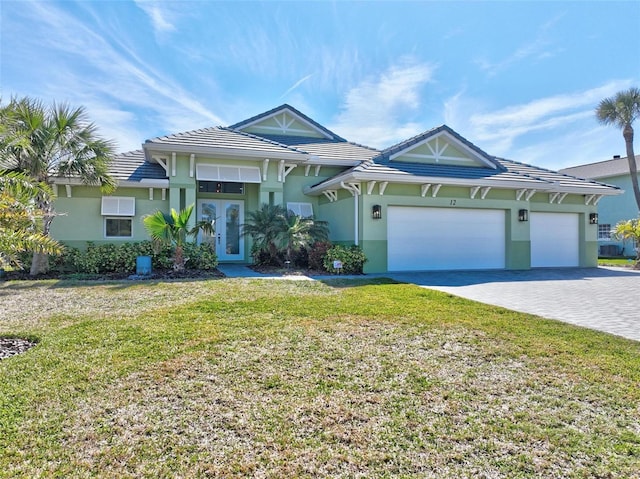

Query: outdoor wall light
<box><xmin>372</xmin><ymin>204</ymin><xmax>382</xmax><ymax>220</ymax></box>
<box><xmin>518</xmin><ymin>209</ymin><xmax>529</xmax><ymax>222</ymax></box>
<box><xmin>589</xmin><ymin>213</ymin><xmax>598</xmax><ymax>225</ymax></box>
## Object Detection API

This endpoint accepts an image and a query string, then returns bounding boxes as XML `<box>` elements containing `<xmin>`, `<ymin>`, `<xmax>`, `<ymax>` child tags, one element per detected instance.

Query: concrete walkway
<box><xmin>217</xmin><ymin>264</ymin><xmax>640</xmax><ymax>342</ymax></box>
<box><xmin>216</xmin><ymin>264</ymin><xmax>315</xmax><ymax>280</ymax></box>
<box><xmin>386</xmin><ymin>267</ymin><xmax>640</xmax><ymax>342</ymax></box>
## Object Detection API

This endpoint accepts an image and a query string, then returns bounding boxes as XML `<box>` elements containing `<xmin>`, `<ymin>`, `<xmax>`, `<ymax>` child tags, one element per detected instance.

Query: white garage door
<box><xmin>387</xmin><ymin>206</ymin><xmax>506</xmax><ymax>271</ymax></box>
<box><xmin>530</xmin><ymin>212</ymin><xmax>579</xmax><ymax>267</ymax></box>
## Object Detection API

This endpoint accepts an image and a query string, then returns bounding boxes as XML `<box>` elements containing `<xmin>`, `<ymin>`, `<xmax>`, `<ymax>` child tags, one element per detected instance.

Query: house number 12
<box><xmin>450</xmin><ymin>200</ymin><xmax>457</xmax><ymax>206</ymax></box>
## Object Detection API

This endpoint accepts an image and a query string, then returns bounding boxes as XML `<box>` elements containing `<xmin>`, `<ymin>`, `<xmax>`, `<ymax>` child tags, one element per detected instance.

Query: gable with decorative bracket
<box><xmin>389</xmin><ymin>131</ymin><xmax>497</xmax><ymax>169</ymax></box>
<box><xmin>240</xmin><ymin>109</ymin><xmax>327</xmax><ymax>139</ymax></box>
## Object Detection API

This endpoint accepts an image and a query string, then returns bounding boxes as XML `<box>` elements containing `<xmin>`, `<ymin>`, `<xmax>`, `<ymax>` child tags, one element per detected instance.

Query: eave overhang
<box><xmin>303</xmin><ymin>170</ymin><xmax>623</xmax><ymax>197</ymax></box>
<box><xmin>51</xmin><ymin>176</ymin><xmax>170</xmax><ymax>189</ymax></box>
<box><xmin>142</xmin><ymin>143</ymin><xmax>309</xmax><ymax>163</ymax></box>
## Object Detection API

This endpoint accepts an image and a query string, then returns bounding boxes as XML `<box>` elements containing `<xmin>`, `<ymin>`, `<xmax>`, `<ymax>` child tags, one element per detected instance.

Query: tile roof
<box><xmin>144</xmin><ymin>126</ymin><xmax>306</xmax><ymax>156</ymax></box>
<box><xmin>230</xmin><ymin>104</ymin><xmax>346</xmax><ymax>141</ymax></box>
<box><xmin>559</xmin><ymin>156</ymin><xmax>636</xmax><ymax>179</ymax></box>
<box><xmin>253</xmin><ymin>134</ymin><xmax>379</xmax><ymax>162</ymax></box>
<box><xmin>109</xmin><ymin>150</ymin><xmax>167</xmax><ymax>181</ymax></box>
<box><xmin>497</xmin><ymin>158</ymin><xmax>619</xmax><ymax>192</ymax></box>
<box><xmin>305</xmin><ymin>155</ymin><xmax>621</xmax><ymax>194</ymax></box>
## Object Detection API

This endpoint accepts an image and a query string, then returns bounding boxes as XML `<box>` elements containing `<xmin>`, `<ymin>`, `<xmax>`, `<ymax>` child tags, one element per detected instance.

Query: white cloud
<box><xmin>7</xmin><ymin>2</ymin><xmax>224</xmax><ymax>150</ymax></box>
<box><xmin>133</xmin><ymin>0</ymin><xmax>176</xmax><ymax>34</ymax></box>
<box><xmin>280</xmin><ymin>74</ymin><xmax>313</xmax><ymax>100</ymax></box>
<box><xmin>475</xmin><ymin>13</ymin><xmax>565</xmax><ymax>77</ymax></box>
<box><xmin>330</xmin><ymin>60</ymin><xmax>437</xmax><ymax>148</ymax></box>
<box><xmin>444</xmin><ymin>80</ymin><xmax>635</xmax><ymax>169</ymax></box>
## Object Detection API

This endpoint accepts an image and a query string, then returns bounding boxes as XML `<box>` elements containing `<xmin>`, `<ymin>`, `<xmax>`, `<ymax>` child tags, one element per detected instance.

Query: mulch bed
<box><xmin>0</xmin><ymin>337</ymin><xmax>37</xmax><ymax>361</ymax></box>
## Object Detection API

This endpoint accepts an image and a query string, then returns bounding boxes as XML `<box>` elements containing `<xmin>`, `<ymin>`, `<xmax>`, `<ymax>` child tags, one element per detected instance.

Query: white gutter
<box><xmin>341</xmin><ymin>181</ymin><xmax>360</xmax><ymax>246</ymax></box>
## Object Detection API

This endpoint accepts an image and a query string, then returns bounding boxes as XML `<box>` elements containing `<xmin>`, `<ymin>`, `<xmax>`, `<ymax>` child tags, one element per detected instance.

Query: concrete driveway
<box><xmin>386</xmin><ymin>267</ymin><xmax>640</xmax><ymax>342</ymax></box>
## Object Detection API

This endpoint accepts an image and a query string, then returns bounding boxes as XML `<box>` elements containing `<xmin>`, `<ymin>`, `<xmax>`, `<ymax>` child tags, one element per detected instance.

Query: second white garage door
<box><xmin>387</xmin><ymin>206</ymin><xmax>506</xmax><ymax>271</ymax></box>
<box><xmin>530</xmin><ymin>212</ymin><xmax>579</xmax><ymax>267</ymax></box>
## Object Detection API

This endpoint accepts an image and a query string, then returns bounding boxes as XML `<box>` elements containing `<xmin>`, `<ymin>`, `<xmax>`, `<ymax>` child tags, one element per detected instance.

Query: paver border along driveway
<box><xmin>387</xmin><ymin>267</ymin><xmax>640</xmax><ymax>342</ymax></box>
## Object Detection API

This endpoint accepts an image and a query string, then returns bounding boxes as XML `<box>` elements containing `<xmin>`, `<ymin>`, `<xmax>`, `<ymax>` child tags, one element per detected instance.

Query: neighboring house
<box><xmin>50</xmin><ymin>104</ymin><xmax>621</xmax><ymax>273</ymax></box>
<box><xmin>560</xmin><ymin>156</ymin><xmax>638</xmax><ymax>257</ymax></box>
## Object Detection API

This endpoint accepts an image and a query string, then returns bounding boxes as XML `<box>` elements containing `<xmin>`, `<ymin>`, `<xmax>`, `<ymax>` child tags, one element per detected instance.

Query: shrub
<box><xmin>290</xmin><ymin>246</ymin><xmax>309</xmax><ymax>269</ymax></box>
<box><xmin>53</xmin><ymin>241</ymin><xmax>217</xmax><ymax>274</ymax></box>
<box><xmin>323</xmin><ymin>244</ymin><xmax>367</xmax><ymax>274</ymax></box>
<box><xmin>308</xmin><ymin>241</ymin><xmax>332</xmax><ymax>271</ymax></box>
<box><xmin>183</xmin><ymin>243</ymin><xmax>218</xmax><ymax>270</ymax></box>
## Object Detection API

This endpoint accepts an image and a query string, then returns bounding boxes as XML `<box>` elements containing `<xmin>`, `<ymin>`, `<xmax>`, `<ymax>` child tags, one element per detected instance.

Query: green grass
<box><xmin>1</xmin><ymin>277</ymin><xmax>639</xmax><ymax>478</ymax></box>
<box><xmin>598</xmin><ymin>257</ymin><xmax>637</xmax><ymax>267</ymax></box>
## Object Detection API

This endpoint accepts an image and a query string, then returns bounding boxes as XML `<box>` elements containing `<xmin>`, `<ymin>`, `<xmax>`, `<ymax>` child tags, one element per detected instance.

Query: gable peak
<box><xmin>230</xmin><ymin>104</ymin><xmax>345</xmax><ymax>141</ymax></box>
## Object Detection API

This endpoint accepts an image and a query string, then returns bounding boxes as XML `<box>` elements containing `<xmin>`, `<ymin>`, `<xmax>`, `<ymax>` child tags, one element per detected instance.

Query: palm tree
<box><xmin>0</xmin><ymin>171</ymin><xmax>63</xmax><ymax>270</ymax></box>
<box><xmin>613</xmin><ymin>218</ymin><xmax>640</xmax><ymax>267</ymax></box>
<box><xmin>0</xmin><ymin>96</ymin><xmax>116</xmax><ymax>275</ymax></box>
<box><xmin>277</xmin><ymin>211</ymin><xmax>329</xmax><ymax>264</ymax></box>
<box><xmin>242</xmin><ymin>203</ymin><xmax>329</xmax><ymax>266</ymax></box>
<box><xmin>596</xmin><ymin>87</ymin><xmax>640</xmax><ymax>212</ymax></box>
<box><xmin>143</xmin><ymin>204</ymin><xmax>214</xmax><ymax>271</ymax></box>
<box><xmin>242</xmin><ymin>203</ymin><xmax>288</xmax><ymax>264</ymax></box>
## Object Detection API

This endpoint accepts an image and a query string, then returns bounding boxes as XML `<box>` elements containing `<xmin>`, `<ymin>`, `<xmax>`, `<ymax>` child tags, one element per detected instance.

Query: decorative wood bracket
<box><xmin>323</xmin><ymin>190</ymin><xmax>338</xmax><ymax>202</ymax></box>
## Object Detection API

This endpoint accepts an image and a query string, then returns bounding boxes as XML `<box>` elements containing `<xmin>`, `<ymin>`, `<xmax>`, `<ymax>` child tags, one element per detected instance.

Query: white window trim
<box><xmin>104</xmin><ymin>217</ymin><xmax>133</xmax><ymax>239</ymax></box>
<box><xmin>287</xmin><ymin>202</ymin><xmax>314</xmax><ymax>218</ymax></box>
<box><xmin>598</xmin><ymin>224</ymin><xmax>612</xmax><ymax>241</ymax></box>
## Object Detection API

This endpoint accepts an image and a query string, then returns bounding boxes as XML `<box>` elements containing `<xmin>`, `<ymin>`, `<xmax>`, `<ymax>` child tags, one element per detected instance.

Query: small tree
<box><xmin>242</xmin><ymin>203</ymin><xmax>330</xmax><ymax>266</ymax></box>
<box><xmin>0</xmin><ymin>171</ymin><xmax>63</xmax><ymax>270</ymax></box>
<box><xmin>241</xmin><ymin>203</ymin><xmax>286</xmax><ymax>264</ymax></box>
<box><xmin>277</xmin><ymin>212</ymin><xmax>329</xmax><ymax>264</ymax></box>
<box><xmin>143</xmin><ymin>204</ymin><xmax>214</xmax><ymax>271</ymax></box>
<box><xmin>613</xmin><ymin>218</ymin><xmax>640</xmax><ymax>268</ymax></box>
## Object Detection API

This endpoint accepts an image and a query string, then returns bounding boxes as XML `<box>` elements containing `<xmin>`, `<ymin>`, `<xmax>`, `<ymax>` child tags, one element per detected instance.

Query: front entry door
<box><xmin>197</xmin><ymin>199</ymin><xmax>244</xmax><ymax>261</ymax></box>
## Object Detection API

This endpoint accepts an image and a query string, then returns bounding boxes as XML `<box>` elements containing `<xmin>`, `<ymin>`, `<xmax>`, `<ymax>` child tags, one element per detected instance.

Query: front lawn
<box><xmin>1</xmin><ymin>278</ymin><xmax>639</xmax><ymax>477</ymax></box>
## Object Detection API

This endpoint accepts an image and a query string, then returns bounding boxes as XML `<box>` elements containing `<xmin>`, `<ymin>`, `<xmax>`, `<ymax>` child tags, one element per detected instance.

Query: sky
<box><xmin>1</xmin><ymin>0</ymin><xmax>639</xmax><ymax>170</ymax></box>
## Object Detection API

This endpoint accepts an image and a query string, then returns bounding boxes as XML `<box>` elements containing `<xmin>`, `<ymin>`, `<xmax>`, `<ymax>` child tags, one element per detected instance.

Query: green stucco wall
<box><xmin>50</xmin><ymin>153</ymin><xmax>601</xmax><ymax>271</ymax></box>
<box><xmin>50</xmin><ymin>186</ymin><xmax>167</xmax><ymax>250</ymax></box>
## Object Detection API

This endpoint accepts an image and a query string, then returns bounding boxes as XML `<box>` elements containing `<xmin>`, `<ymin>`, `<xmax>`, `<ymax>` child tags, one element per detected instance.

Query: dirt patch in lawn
<box><xmin>0</xmin><ymin>337</ymin><xmax>36</xmax><ymax>360</ymax></box>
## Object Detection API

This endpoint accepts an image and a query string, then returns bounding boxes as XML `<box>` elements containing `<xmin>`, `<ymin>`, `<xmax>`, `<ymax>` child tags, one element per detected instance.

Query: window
<box><xmin>101</xmin><ymin>196</ymin><xmax>135</xmax><ymax>216</ymax></box>
<box><xmin>287</xmin><ymin>202</ymin><xmax>313</xmax><ymax>217</ymax></box>
<box><xmin>198</xmin><ymin>181</ymin><xmax>244</xmax><ymax>194</ymax></box>
<box><xmin>105</xmin><ymin>218</ymin><xmax>132</xmax><ymax>238</ymax></box>
<box><xmin>598</xmin><ymin>224</ymin><xmax>612</xmax><ymax>240</ymax></box>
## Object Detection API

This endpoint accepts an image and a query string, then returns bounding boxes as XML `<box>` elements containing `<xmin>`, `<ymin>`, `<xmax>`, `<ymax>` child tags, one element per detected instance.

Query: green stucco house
<box><xmin>561</xmin><ymin>156</ymin><xmax>637</xmax><ymax>256</ymax></box>
<box><xmin>50</xmin><ymin>104</ymin><xmax>621</xmax><ymax>273</ymax></box>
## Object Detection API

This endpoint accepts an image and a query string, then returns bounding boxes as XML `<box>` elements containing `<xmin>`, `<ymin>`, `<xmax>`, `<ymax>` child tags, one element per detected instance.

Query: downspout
<box><xmin>341</xmin><ymin>182</ymin><xmax>359</xmax><ymax>246</ymax></box>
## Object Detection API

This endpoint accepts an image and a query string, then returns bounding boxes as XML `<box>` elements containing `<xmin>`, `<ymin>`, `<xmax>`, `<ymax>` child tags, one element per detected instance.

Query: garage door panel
<box><xmin>388</xmin><ymin>207</ymin><xmax>505</xmax><ymax>271</ymax></box>
<box><xmin>530</xmin><ymin>212</ymin><xmax>579</xmax><ymax>267</ymax></box>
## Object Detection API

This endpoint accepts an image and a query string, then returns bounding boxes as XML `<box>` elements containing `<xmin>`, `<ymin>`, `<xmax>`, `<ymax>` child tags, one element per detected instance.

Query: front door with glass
<box><xmin>197</xmin><ymin>200</ymin><xmax>244</xmax><ymax>261</ymax></box>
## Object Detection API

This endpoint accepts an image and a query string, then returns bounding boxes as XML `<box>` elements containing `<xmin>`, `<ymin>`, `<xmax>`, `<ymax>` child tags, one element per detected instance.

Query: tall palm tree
<box><xmin>0</xmin><ymin>171</ymin><xmax>63</xmax><ymax>270</ymax></box>
<box><xmin>0</xmin><ymin>96</ymin><xmax>116</xmax><ymax>275</ymax></box>
<box><xmin>596</xmin><ymin>87</ymin><xmax>640</xmax><ymax>212</ymax></box>
<box><xmin>143</xmin><ymin>204</ymin><xmax>214</xmax><ymax>271</ymax></box>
